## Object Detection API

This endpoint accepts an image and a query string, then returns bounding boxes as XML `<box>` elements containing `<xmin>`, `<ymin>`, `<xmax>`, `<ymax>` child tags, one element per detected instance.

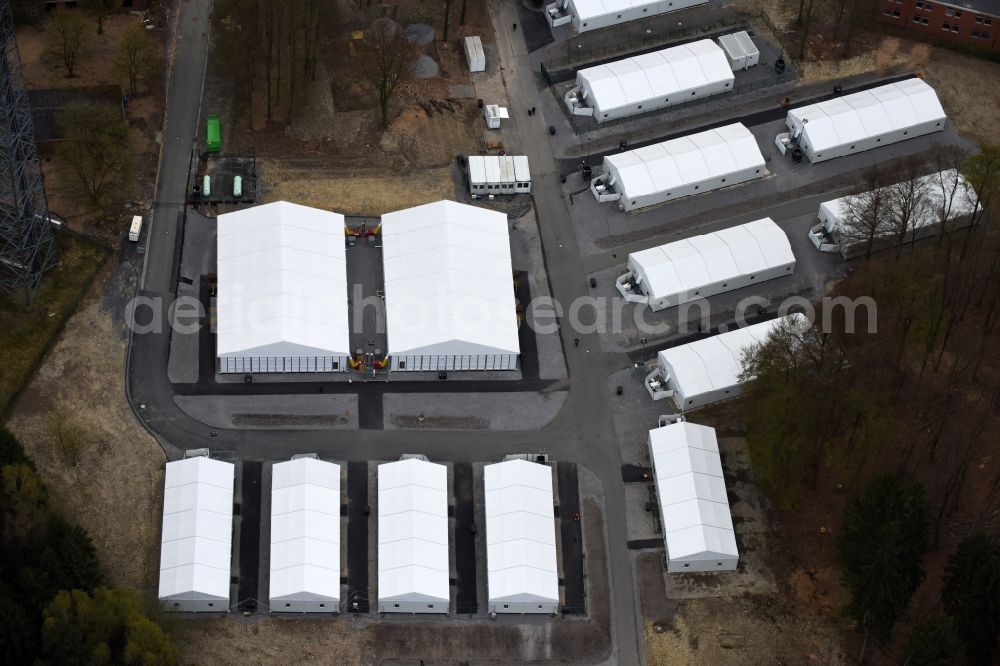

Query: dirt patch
<box><xmin>6</xmin><ymin>262</ymin><xmax>165</xmax><ymax>590</ymax></box>
<box><xmin>258</xmin><ymin>159</ymin><xmax>458</xmax><ymax>215</ymax></box>
<box><xmin>391</xmin><ymin>414</ymin><xmax>489</xmax><ymax>429</ymax></box>
<box><xmin>921</xmin><ymin>48</ymin><xmax>1000</xmax><ymax>143</ymax></box>
<box><xmin>231</xmin><ymin>414</ymin><xmax>348</xmax><ymax>427</ymax></box>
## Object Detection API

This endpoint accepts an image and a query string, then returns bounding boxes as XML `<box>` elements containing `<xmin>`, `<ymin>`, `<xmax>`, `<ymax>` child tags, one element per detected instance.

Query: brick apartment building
<box><xmin>881</xmin><ymin>0</ymin><xmax>1000</xmax><ymax>51</ymax></box>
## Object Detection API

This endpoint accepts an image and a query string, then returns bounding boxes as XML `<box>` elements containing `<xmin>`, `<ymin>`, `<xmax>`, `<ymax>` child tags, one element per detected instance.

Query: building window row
<box><xmin>944</xmin><ymin>7</ymin><xmax>962</xmax><ymax>17</ymax></box>
<box><xmin>971</xmin><ymin>29</ymin><xmax>991</xmax><ymax>38</ymax></box>
<box><xmin>913</xmin><ymin>15</ymin><xmax>930</xmax><ymax>24</ymax></box>
<box><xmin>915</xmin><ymin>0</ymin><xmax>934</xmax><ymax>9</ymax></box>
<box><xmin>942</xmin><ymin>22</ymin><xmax>959</xmax><ymax>31</ymax></box>
<box><xmin>975</xmin><ymin>15</ymin><xmax>992</xmax><ymax>25</ymax></box>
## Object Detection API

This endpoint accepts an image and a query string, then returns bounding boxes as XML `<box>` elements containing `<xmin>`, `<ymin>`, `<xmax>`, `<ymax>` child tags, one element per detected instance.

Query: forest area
<box><xmin>0</xmin><ymin>428</ymin><xmax>177</xmax><ymax>664</ymax></box>
<box><xmin>740</xmin><ymin>145</ymin><xmax>1000</xmax><ymax>664</ymax></box>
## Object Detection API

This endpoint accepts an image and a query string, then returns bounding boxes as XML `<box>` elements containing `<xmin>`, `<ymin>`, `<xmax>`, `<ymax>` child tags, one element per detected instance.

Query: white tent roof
<box><xmin>658</xmin><ymin>314</ymin><xmax>806</xmax><ymax>398</ymax></box>
<box><xmin>630</xmin><ymin>218</ymin><xmax>794</xmax><ymax>299</ymax></box>
<box><xmin>216</xmin><ymin>201</ymin><xmax>350</xmax><ymax>359</ymax></box>
<box><xmin>571</xmin><ymin>0</ymin><xmax>660</xmax><ymax>22</ymax></box>
<box><xmin>159</xmin><ymin>457</ymin><xmax>234</xmax><ymax>603</ymax></box>
<box><xmin>381</xmin><ymin>200</ymin><xmax>520</xmax><ymax>357</ymax></box>
<box><xmin>484</xmin><ymin>460</ymin><xmax>559</xmax><ymax>605</ymax></box>
<box><xmin>269</xmin><ymin>458</ymin><xmax>341</xmax><ymax>604</ymax></box>
<box><xmin>789</xmin><ymin>78</ymin><xmax>945</xmax><ymax>154</ymax></box>
<box><xmin>579</xmin><ymin>40</ymin><xmax>732</xmax><ymax>113</ymax></box>
<box><xmin>606</xmin><ymin>123</ymin><xmax>764</xmax><ymax>201</ymax></box>
<box><xmin>377</xmin><ymin>459</ymin><xmax>450</xmax><ymax>604</ymax></box>
<box><xmin>649</xmin><ymin>421</ymin><xmax>737</xmax><ymax>562</ymax></box>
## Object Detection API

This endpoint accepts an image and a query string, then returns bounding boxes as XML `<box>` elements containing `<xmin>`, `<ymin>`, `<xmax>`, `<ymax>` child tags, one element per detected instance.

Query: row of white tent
<box><xmin>810</xmin><ymin>168</ymin><xmax>980</xmax><ymax>259</ymax></box>
<box><xmin>645</xmin><ymin>313</ymin><xmax>809</xmax><ymax>410</ymax></box>
<box><xmin>617</xmin><ymin>217</ymin><xmax>795</xmax><ymax>311</ymax></box>
<box><xmin>216</xmin><ymin>200</ymin><xmax>520</xmax><ymax>375</ymax></box>
<box><xmin>565</xmin><ymin>39</ymin><xmax>734</xmax><ymax>123</ymax></box>
<box><xmin>158</xmin><ymin>456</ymin><xmax>560</xmax><ymax>615</ymax></box>
<box><xmin>649</xmin><ymin>419</ymin><xmax>739</xmax><ymax>572</ymax></box>
<box><xmin>590</xmin><ymin>79</ymin><xmax>946</xmax><ymax>214</ymax></box>
<box><xmin>546</xmin><ymin>0</ymin><xmax>708</xmax><ymax>33</ymax></box>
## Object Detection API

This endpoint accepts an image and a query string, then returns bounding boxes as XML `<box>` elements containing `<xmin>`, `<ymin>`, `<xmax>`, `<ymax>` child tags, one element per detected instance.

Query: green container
<box><xmin>206</xmin><ymin>115</ymin><xmax>221</xmax><ymax>153</ymax></box>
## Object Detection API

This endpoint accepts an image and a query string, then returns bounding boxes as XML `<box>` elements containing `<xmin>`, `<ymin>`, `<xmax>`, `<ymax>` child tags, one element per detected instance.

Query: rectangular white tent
<box><xmin>617</xmin><ymin>218</ymin><xmax>796</xmax><ymax>311</ymax></box>
<box><xmin>377</xmin><ymin>459</ymin><xmax>450</xmax><ymax>613</ymax></box>
<box><xmin>592</xmin><ymin>123</ymin><xmax>765</xmax><ymax>212</ymax></box>
<box><xmin>546</xmin><ymin>0</ymin><xmax>708</xmax><ymax>33</ymax></box>
<box><xmin>810</xmin><ymin>169</ymin><xmax>979</xmax><ymax>259</ymax></box>
<box><xmin>782</xmin><ymin>78</ymin><xmax>946</xmax><ymax>164</ymax></box>
<box><xmin>381</xmin><ymin>200</ymin><xmax>520</xmax><ymax>371</ymax></box>
<box><xmin>565</xmin><ymin>40</ymin><xmax>733</xmax><ymax>122</ymax></box>
<box><xmin>649</xmin><ymin>421</ymin><xmax>738</xmax><ymax>572</ymax></box>
<box><xmin>158</xmin><ymin>456</ymin><xmax>234</xmax><ymax>612</ymax></box>
<box><xmin>646</xmin><ymin>313</ymin><xmax>808</xmax><ymax>408</ymax></box>
<box><xmin>717</xmin><ymin>31</ymin><xmax>759</xmax><ymax>71</ymax></box>
<box><xmin>468</xmin><ymin>156</ymin><xmax>532</xmax><ymax>195</ymax></box>
<box><xmin>484</xmin><ymin>460</ymin><xmax>559</xmax><ymax>614</ymax></box>
<box><xmin>269</xmin><ymin>458</ymin><xmax>341</xmax><ymax>613</ymax></box>
<box><xmin>216</xmin><ymin>201</ymin><xmax>350</xmax><ymax>374</ymax></box>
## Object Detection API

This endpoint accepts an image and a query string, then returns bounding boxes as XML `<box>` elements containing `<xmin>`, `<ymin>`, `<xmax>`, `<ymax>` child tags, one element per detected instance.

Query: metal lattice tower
<box><xmin>0</xmin><ymin>0</ymin><xmax>57</xmax><ymax>303</ymax></box>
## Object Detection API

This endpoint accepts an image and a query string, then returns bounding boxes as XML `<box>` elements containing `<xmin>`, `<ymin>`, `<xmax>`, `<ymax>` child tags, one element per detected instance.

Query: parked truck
<box><xmin>128</xmin><ymin>215</ymin><xmax>143</xmax><ymax>242</ymax></box>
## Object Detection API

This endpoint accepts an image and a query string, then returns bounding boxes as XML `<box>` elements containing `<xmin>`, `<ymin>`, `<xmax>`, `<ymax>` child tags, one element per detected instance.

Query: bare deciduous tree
<box><xmin>358</xmin><ymin>18</ymin><xmax>415</xmax><ymax>129</ymax></box>
<box><xmin>48</xmin><ymin>8</ymin><xmax>88</xmax><ymax>79</ymax></box>
<box><xmin>115</xmin><ymin>21</ymin><xmax>158</xmax><ymax>96</ymax></box>
<box><xmin>841</xmin><ymin>166</ymin><xmax>894</xmax><ymax>260</ymax></box>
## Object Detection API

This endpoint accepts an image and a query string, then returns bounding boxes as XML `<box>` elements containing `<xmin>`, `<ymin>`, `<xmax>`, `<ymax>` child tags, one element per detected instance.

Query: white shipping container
<box><xmin>464</xmin><ymin>35</ymin><xmax>485</xmax><ymax>72</ymax></box>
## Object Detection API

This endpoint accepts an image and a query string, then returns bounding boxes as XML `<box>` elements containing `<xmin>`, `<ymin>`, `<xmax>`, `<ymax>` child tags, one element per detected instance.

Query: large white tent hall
<box><xmin>591</xmin><ymin>123</ymin><xmax>766</xmax><ymax>212</ymax></box>
<box><xmin>617</xmin><ymin>218</ymin><xmax>795</xmax><ymax>311</ymax></box>
<box><xmin>810</xmin><ymin>169</ymin><xmax>980</xmax><ymax>259</ymax></box>
<box><xmin>377</xmin><ymin>458</ymin><xmax>450</xmax><ymax>613</ymax></box>
<box><xmin>269</xmin><ymin>457</ymin><xmax>341</xmax><ymax>613</ymax></box>
<box><xmin>778</xmin><ymin>78</ymin><xmax>946</xmax><ymax>164</ymax></box>
<box><xmin>546</xmin><ymin>0</ymin><xmax>708</xmax><ymax>33</ymax></box>
<box><xmin>484</xmin><ymin>460</ymin><xmax>560</xmax><ymax>614</ymax></box>
<box><xmin>649</xmin><ymin>420</ymin><xmax>739</xmax><ymax>572</ymax></box>
<box><xmin>158</xmin><ymin>456</ymin><xmax>234</xmax><ymax>612</ymax></box>
<box><xmin>565</xmin><ymin>39</ymin><xmax>733</xmax><ymax>123</ymax></box>
<box><xmin>216</xmin><ymin>201</ymin><xmax>350</xmax><ymax>374</ymax></box>
<box><xmin>381</xmin><ymin>200</ymin><xmax>520</xmax><ymax>372</ymax></box>
<box><xmin>645</xmin><ymin>313</ymin><xmax>808</xmax><ymax>408</ymax></box>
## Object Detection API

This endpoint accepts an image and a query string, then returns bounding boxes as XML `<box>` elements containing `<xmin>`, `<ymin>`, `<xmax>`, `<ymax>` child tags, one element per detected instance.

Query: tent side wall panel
<box><xmin>661</xmin><ymin>359</ymin><xmax>746</xmax><ymax>411</ymax></box>
<box><xmin>220</xmin><ymin>355</ymin><xmax>348</xmax><ymax>374</ymax></box>
<box><xmin>378</xmin><ymin>599</ymin><xmax>446</xmax><ymax>613</ymax></box>
<box><xmin>642</xmin><ymin>262</ymin><xmax>796</xmax><ymax>312</ymax></box>
<box><xmin>666</xmin><ymin>556</ymin><xmax>739</xmax><ymax>573</ymax></box>
<box><xmin>801</xmin><ymin>118</ymin><xmax>945</xmax><ymax>164</ymax></box>
<box><xmin>609</xmin><ymin>161</ymin><xmax>765</xmax><ymax>212</ymax></box>
<box><xmin>273</xmin><ymin>600</ymin><xmax>337</xmax><ymax>613</ymax></box>
<box><xmin>390</xmin><ymin>353</ymin><xmax>518</xmax><ymax>371</ymax></box>
<box><xmin>570</xmin><ymin>0</ymin><xmax>707</xmax><ymax>32</ymax></box>
<box><xmin>583</xmin><ymin>75</ymin><xmax>732</xmax><ymax>124</ymax></box>
<box><xmin>490</xmin><ymin>600</ymin><xmax>560</xmax><ymax>614</ymax></box>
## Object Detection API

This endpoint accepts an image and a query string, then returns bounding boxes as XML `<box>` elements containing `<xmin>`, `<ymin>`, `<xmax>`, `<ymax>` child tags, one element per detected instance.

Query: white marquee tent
<box><xmin>377</xmin><ymin>459</ymin><xmax>450</xmax><ymax>613</ymax></box>
<box><xmin>381</xmin><ymin>201</ymin><xmax>520</xmax><ymax>371</ymax></box>
<box><xmin>592</xmin><ymin>123</ymin><xmax>765</xmax><ymax>212</ymax></box>
<box><xmin>158</xmin><ymin>456</ymin><xmax>234</xmax><ymax>612</ymax></box>
<box><xmin>484</xmin><ymin>460</ymin><xmax>560</xmax><ymax>614</ymax></box>
<box><xmin>783</xmin><ymin>78</ymin><xmax>946</xmax><ymax>164</ymax></box>
<box><xmin>646</xmin><ymin>313</ymin><xmax>808</xmax><ymax>408</ymax></box>
<box><xmin>567</xmin><ymin>40</ymin><xmax>733</xmax><ymax>122</ymax></box>
<box><xmin>216</xmin><ymin>201</ymin><xmax>350</xmax><ymax>374</ymax></box>
<box><xmin>618</xmin><ymin>218</ymin><xmax>795</xmax><ymax>311</ymax></box>
<box><xmin>546</xmin><ymin>0</ymin><xmax>708</xmax><ymax>33</ymax></box>
<box><xmin>810</xmin><ymin>169</ymin><xmax>979</xmax><ymax>258</ymax></box>
<box><xmin>270</xmin><ymin>458</ymin><xmax>341</xmax><ymax>613</ymax></box>
<box><xmin>649</xmin><ymin>421</ymin><xmax>738</xmax><ymax>572</ymax></box>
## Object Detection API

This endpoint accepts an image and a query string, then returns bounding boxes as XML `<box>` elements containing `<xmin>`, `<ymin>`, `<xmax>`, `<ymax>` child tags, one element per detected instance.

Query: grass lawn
<box><xmin>0</xmin><ymin>233</ymin><xmax>110</xmax><ymax>416</ymax></box>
